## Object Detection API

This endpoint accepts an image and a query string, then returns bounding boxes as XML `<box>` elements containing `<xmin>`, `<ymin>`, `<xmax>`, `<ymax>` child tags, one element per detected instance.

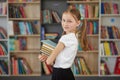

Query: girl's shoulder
<box><xmin>60</xmin><ymin>33</ymin><xmax>77</xmax><ymax>41</ymax></box>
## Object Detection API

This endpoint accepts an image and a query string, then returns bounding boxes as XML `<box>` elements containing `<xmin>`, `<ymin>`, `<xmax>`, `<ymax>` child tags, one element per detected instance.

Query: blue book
<box><xmin>93</xmin><ymin>21</ymin><xmax>98</xmax><ymax>34</ymax></box>
<box><xmin>107</xmin><ymin>27</ymin><xmax>114</xmax><ymax>39</ymax></box>
<box><xmin>78</xmin><ymin>43</ymin><xmax>82</xmax><ymax>51</ymax></box>
<box><xmin>0</xmin><ymin>60</ymin><xmax>8</xmax><ymax>74</ymax></box>
<box><xmin>18</xmin><ymin>22</ymin><xmax>26</xmax><ymax>35</ymax></box>
<box><xmin>41</xmin><ymin>26</ymin><xmax>45</xmax><ymax>40</ymax></box>
<box><xmin>41</xmin><ymin>40</ymin><xmax>57</xmax><ymax>48</ymax></box>
<box><xmin>101</xmin><ymin>3</ymin><xmax>105</xmax><ymax>14</ymax></box>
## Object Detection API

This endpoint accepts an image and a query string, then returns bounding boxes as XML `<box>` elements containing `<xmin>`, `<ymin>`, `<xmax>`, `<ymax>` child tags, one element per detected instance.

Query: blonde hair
<box><xmin>62</xmin><ymin>8</ymin><xmax>89</xmax><ymax>51</ymax></box>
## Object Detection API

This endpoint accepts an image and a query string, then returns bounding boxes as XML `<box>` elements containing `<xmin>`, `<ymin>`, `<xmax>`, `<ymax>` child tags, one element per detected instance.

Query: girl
<box><xmin>38</xmin><ymin>8</ymin><xmax>88</xmax><ymax>80</ymax></box>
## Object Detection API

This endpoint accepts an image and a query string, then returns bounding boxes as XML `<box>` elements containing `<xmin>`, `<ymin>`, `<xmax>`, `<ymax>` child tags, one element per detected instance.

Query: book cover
<box><xmin>114</xmin><ymin>57</ymin><xmax>120</xmax><ymax>74</ymax></box>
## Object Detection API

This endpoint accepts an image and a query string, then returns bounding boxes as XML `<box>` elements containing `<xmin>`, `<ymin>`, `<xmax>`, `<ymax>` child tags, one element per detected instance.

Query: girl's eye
<box><xmin>62</xmin><ymin>19</ymin><xmax>65</xmax><ymax>22</ymax></box>
<box><xmin>67</xmin><ymin>21</ymin><xmax>72</xmax><ymax>22</ymax></box>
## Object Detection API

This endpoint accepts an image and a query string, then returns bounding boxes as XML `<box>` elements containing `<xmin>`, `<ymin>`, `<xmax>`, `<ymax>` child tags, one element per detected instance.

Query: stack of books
<box><xmin>40</xmin><ymin>40</ymin><xmax>57</xmax><ymax>56</ymax></box>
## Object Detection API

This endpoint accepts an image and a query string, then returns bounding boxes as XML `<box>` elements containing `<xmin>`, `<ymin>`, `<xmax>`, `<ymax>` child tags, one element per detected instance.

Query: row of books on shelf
<box><xmin>9</xmin><ymin>37</ymin><xmax>27</xmax><ymax>51</ymax></box>
<box><xmin>9</xmin><ymin>4</ymin><xmax>40</xmax><ymax>18</ymax></box>
<box><xmin>45</xmin><ymin>33</ymin><xmax>58</xmax><ymax>40</ymax></box>
<box><xmin>101</xmin><ymin>2</ymin><xmax>119</xmax><ymax>14</ymax></box>
<box><xmin>11</xmin><ymin>55</ymin><xmax>32</xmax><ymax>75</ymax></box>
<box><xmin>8</xmin><ymin>0</ymin><xmax>40</xmax><ymax>3</ymax></box>
<box><xmin>69</xmin><ymin>4</ymin><xmax>99</xmax><ymax>19</ymax></box>
<box><xmin>41</xmin><ymin>26</ymin><xmax>59</xmax><ymax>40</ymax></box>
<box><xmin>0</xmin><ymin>59</ymin><xmax>8</xmax><ymax>75</ymax></box>
<box><xmin>100</xmin><ymin>57</ymin><xmax>120</xmax><ymax>75</ymax></box>
<box><xmin>100</xmin><ymin>41</ymin><xmax>119</xmax><ymax>56</ymax></box>
<box><xmin>86</xmin><ymin>21</ymin><xmax>99</xmax><ymax>34</ymax></box>
<box><xmin>42</xmin><ymin>10</ymin><xmax>61</xmax><ymax>24</ymax></box>
<box><xmin>68</xmin><ymin>0</ymin><xmax>98</xmax><ymax>1</ymax></box>
<box><xmin>0</xmin><ymin>2</ymin><xmax>7</xmax><ymax>15</ymax></box>
<box><xmin>72</xmin><ymin>57</ymin><xmax>91</xmax><ymax>75</ymax></box>
<box><xmin>101</xmin><ymin>26</ymin><xmax>120</xmax><ymax>39</ymax></box>
<box><xmin>8</xmin><ymin>21</ymin><xmax>40</xmax><ymax>35</ymax></box>
<box><xmin>0</xmin><ymin>41</ymin><xmax>7</xmax><ymax>56</ymax></box>
<box><xmin>0</xmin><ymin>27</ymin><xmax>7</xmax><ymax>39</ymax></box>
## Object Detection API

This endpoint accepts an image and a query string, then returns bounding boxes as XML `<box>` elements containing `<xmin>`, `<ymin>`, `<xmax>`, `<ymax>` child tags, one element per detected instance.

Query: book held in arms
<box><xmin>40</xmin><ymin>40</ymin><xmax>57</xmax><ymax>56</ymax></box>
<box><xmin>41</xmin><ymin>61</ymin><xmax>53</xmax><ymax>75</ymax></box>
<box><xmin>40</xmin><ymin>40</ymin><xmax>56</xmax><ymax>75</ymax></box>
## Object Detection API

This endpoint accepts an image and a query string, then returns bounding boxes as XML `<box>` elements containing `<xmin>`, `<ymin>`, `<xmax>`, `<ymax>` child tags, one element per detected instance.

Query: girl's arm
<box><xmin>46</xmin><ymin>41</ymin><xmax>65</xmax><ymax>65</ymax></box>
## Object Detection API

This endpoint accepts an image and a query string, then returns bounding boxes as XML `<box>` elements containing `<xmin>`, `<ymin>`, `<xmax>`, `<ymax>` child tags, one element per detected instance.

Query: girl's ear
<box><xmin>77</xmin><ymin>20</ymin><xmax>81</xmax><ymax>27</ymax></box>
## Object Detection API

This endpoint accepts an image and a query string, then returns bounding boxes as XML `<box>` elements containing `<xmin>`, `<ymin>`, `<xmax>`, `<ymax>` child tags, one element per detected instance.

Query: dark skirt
<box><xmin>52</xmin><ymin>67</ymin><xmax>75</xmax><ymax>80</ymax></box>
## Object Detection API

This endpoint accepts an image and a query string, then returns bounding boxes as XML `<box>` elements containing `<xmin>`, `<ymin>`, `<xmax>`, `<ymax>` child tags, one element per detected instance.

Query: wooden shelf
<box><xmin>0</xmin><ymin>15</ymin><xmax>7</xmax><ymax>17</ymax></box>
<box><xmin>10</xmin><ymin>73</ymin><xmax>41</xmax><ymax>76</ymax></box>
<box><xmin>9</xmin><ymin>18</ymin><xmax>40</xmax><ymax>21</ymax></box>
<box><xmin>74</xmin><ymin>73</ymin><xmax>98</xmax><ymax>77</ymax></box>
<box><xmin>0</xmin><ymin>55</ymin><xmax>8</xmax><ymax>58</ymax></box>
<box><xmin>84</xmin><ymin>18</ymin><xmax>99</xmax><ymax>20</ymax></box>
<box><xmin>10</xmin><ymin>50</ymin><xmax>40</xmax><ymax>53</ymax></box>
<box><xmin>100</xmin><ymin>55</ymin><xmax>120</xmax><ymax>58</ymax></box>
<box><xmin>67</xmin><ymin>1</ymin><xmax>99</xmax><ymax>4</ymax></box>
<box><xmin>0</xmin><ymin>39</ymin><xmax>8</xmax><ymax>41</ymax></box>
<box><xmin>101</xmin><ymin>14</ymin><xmax>120</xmax><ymax>17</ymax></box>
<box><xmin>87</xmin><ymin>34</ymin><xmax>99</xmax><ymax>37</ymax></box>
<box><xmin>100</xmin><ymin>39</ymin><xmax>120</xmax><ymax>41</ymax></box>
<box><xmin>78</xmin><ymin>50</ymin><xmax>99</xmax><ymax>53</ymax></box>
<box><xmin>8</xmin><ymin>2</ymin><xmax>40</xmax><ymax>4</ymax></box>
<box><xmin>9</xmin><ymin>34</ymin><xmax>40</xmax><ymax>37</ymax></box>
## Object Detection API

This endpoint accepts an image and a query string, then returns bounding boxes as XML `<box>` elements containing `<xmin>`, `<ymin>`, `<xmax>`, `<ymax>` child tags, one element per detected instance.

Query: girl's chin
<box><xmin>63</xmin><ymin>29</ymin><xmax>68</xmax><ymax>32</ymax></box>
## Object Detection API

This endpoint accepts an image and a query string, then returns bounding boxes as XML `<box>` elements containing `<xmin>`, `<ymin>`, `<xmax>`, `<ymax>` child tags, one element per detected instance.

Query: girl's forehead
<box><xmin>62</xmin><ymin>12</ymin><xmax>74</xmax><ymax>18</ymax></box>
<box><xmin>63</xmin><ymin>12</ymin><xmax>71</xmax><ymax>15</ymax></box>
<box><xmin>62</xmin><ymin>12</ymin><xmax>78</xmax><ymax>21</ymax></box>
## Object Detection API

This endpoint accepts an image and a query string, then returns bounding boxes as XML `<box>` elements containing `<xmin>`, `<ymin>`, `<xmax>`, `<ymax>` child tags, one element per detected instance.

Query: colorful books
<box><xmin>40</xmin><ymin>40</ymin><xmax>57</xmax><ymax>56</ymax></box>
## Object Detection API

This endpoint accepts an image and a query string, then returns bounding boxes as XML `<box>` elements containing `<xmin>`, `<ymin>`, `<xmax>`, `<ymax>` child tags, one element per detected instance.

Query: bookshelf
<box><xmin>41</xmin><ymin>0</ymin><xmax>68</xmax><ymax>42</ymax></box>
<box><xmin>100</xmin><ymin>0</ymin><xmax>120</xmax><ymax>76</ymax></box>
<box><xmin>0</xmin><ymin>0</ymin><xmax>8</xmax><ymax>76</ymax></box>
<box><xmin>0</xmin><ymin>0</ymin><xmax>120</xmax><ymax>78</ymax></box>
<box><xmin>8</xmin><ymin>0</ymin><xmax>41</xmax><ymax>76</ymax></box>
<box><xmin>40</xmin><ymin>0</ymin><xmax>68</xmax><ymax>75</ymax></box>
<box><xmin>67</xmin><ymin>0</ymin><xmax>99</xmax><ymax>76</ymax></box>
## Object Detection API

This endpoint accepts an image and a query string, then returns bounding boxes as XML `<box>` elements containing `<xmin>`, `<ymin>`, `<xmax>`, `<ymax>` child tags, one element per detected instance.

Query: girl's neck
<box><xmin>66</xmin><ymin>31</ymin><xmax>75</xmax><ymax>34</ymax></box>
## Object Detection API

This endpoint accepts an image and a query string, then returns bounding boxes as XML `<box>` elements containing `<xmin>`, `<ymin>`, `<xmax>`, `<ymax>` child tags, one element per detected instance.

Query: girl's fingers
<box><xmin>38</xmin><ymin>54</ymin><xmax>48</xmax><ymax>62</ymax></box>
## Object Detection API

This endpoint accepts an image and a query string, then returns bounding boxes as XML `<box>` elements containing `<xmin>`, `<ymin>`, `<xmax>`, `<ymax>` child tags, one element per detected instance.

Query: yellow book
<box><xmin>103</xmin><ymin>42</ymin><xmax>111</xmax><ymax>56</ymax></box>
<box><xmin>18</xmin><ymin>0</ymin><xmax>22</xmax><ymax>2</ymax></box>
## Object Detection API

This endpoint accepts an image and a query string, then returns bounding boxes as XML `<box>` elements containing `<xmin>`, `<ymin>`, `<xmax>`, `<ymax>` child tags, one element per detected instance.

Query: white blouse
<box><xmin>53</xmin><ymin>33</ymin><xmax>78</xmax><ymax>68</ymax></box>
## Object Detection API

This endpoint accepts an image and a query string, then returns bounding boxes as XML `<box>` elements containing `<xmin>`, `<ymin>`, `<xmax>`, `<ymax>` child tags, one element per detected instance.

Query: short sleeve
<box><xmin>59</xmin><ymin>35</ymin><xmax>74</xmax><ymax>47</ymax></box>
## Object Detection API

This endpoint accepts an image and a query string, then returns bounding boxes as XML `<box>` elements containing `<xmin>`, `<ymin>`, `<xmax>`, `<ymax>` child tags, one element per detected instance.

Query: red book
<box><xmin>45</xmin><ymin>62</ymin><xmax>53</xmax><ymax>73</ymax></box>
<box><xmin>114</xmin><ymin>57</ymin><xmax>120</xmax><ymax>74</ymax></box>
<box><xmin>0</xmin><ymin>45</ymin><xmax>4</xmax><ymax>55</ymax></box>
<box><xmin>19</xmin><ymin>6</ymin><xmax>26</xmax><ymax>18</ymax></box>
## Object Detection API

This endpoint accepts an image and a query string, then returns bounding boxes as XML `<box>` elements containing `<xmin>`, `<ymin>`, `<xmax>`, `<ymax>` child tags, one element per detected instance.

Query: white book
<box><xmin>8</xmin><ymin>21</ymin><xmax>14</xmax><ymax>35</ymax></box>
<box><xmin>100</xmin><ymin>43</ymin><xmax>105</xmax><ymax>56</ymax></box>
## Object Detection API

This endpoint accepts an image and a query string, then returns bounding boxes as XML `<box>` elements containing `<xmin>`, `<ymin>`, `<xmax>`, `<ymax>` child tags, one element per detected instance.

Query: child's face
<box><xmin>61</xmin><ymin>12</ymin><xmax>80</xmax><ymax>34</ymax></box>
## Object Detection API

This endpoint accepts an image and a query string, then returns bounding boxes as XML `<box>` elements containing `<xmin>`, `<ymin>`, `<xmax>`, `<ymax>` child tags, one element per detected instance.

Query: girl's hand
<box><xmin>38</xmin><ymin>54</ymin><xmax>48</xmax><ymax>62</ymax></box>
